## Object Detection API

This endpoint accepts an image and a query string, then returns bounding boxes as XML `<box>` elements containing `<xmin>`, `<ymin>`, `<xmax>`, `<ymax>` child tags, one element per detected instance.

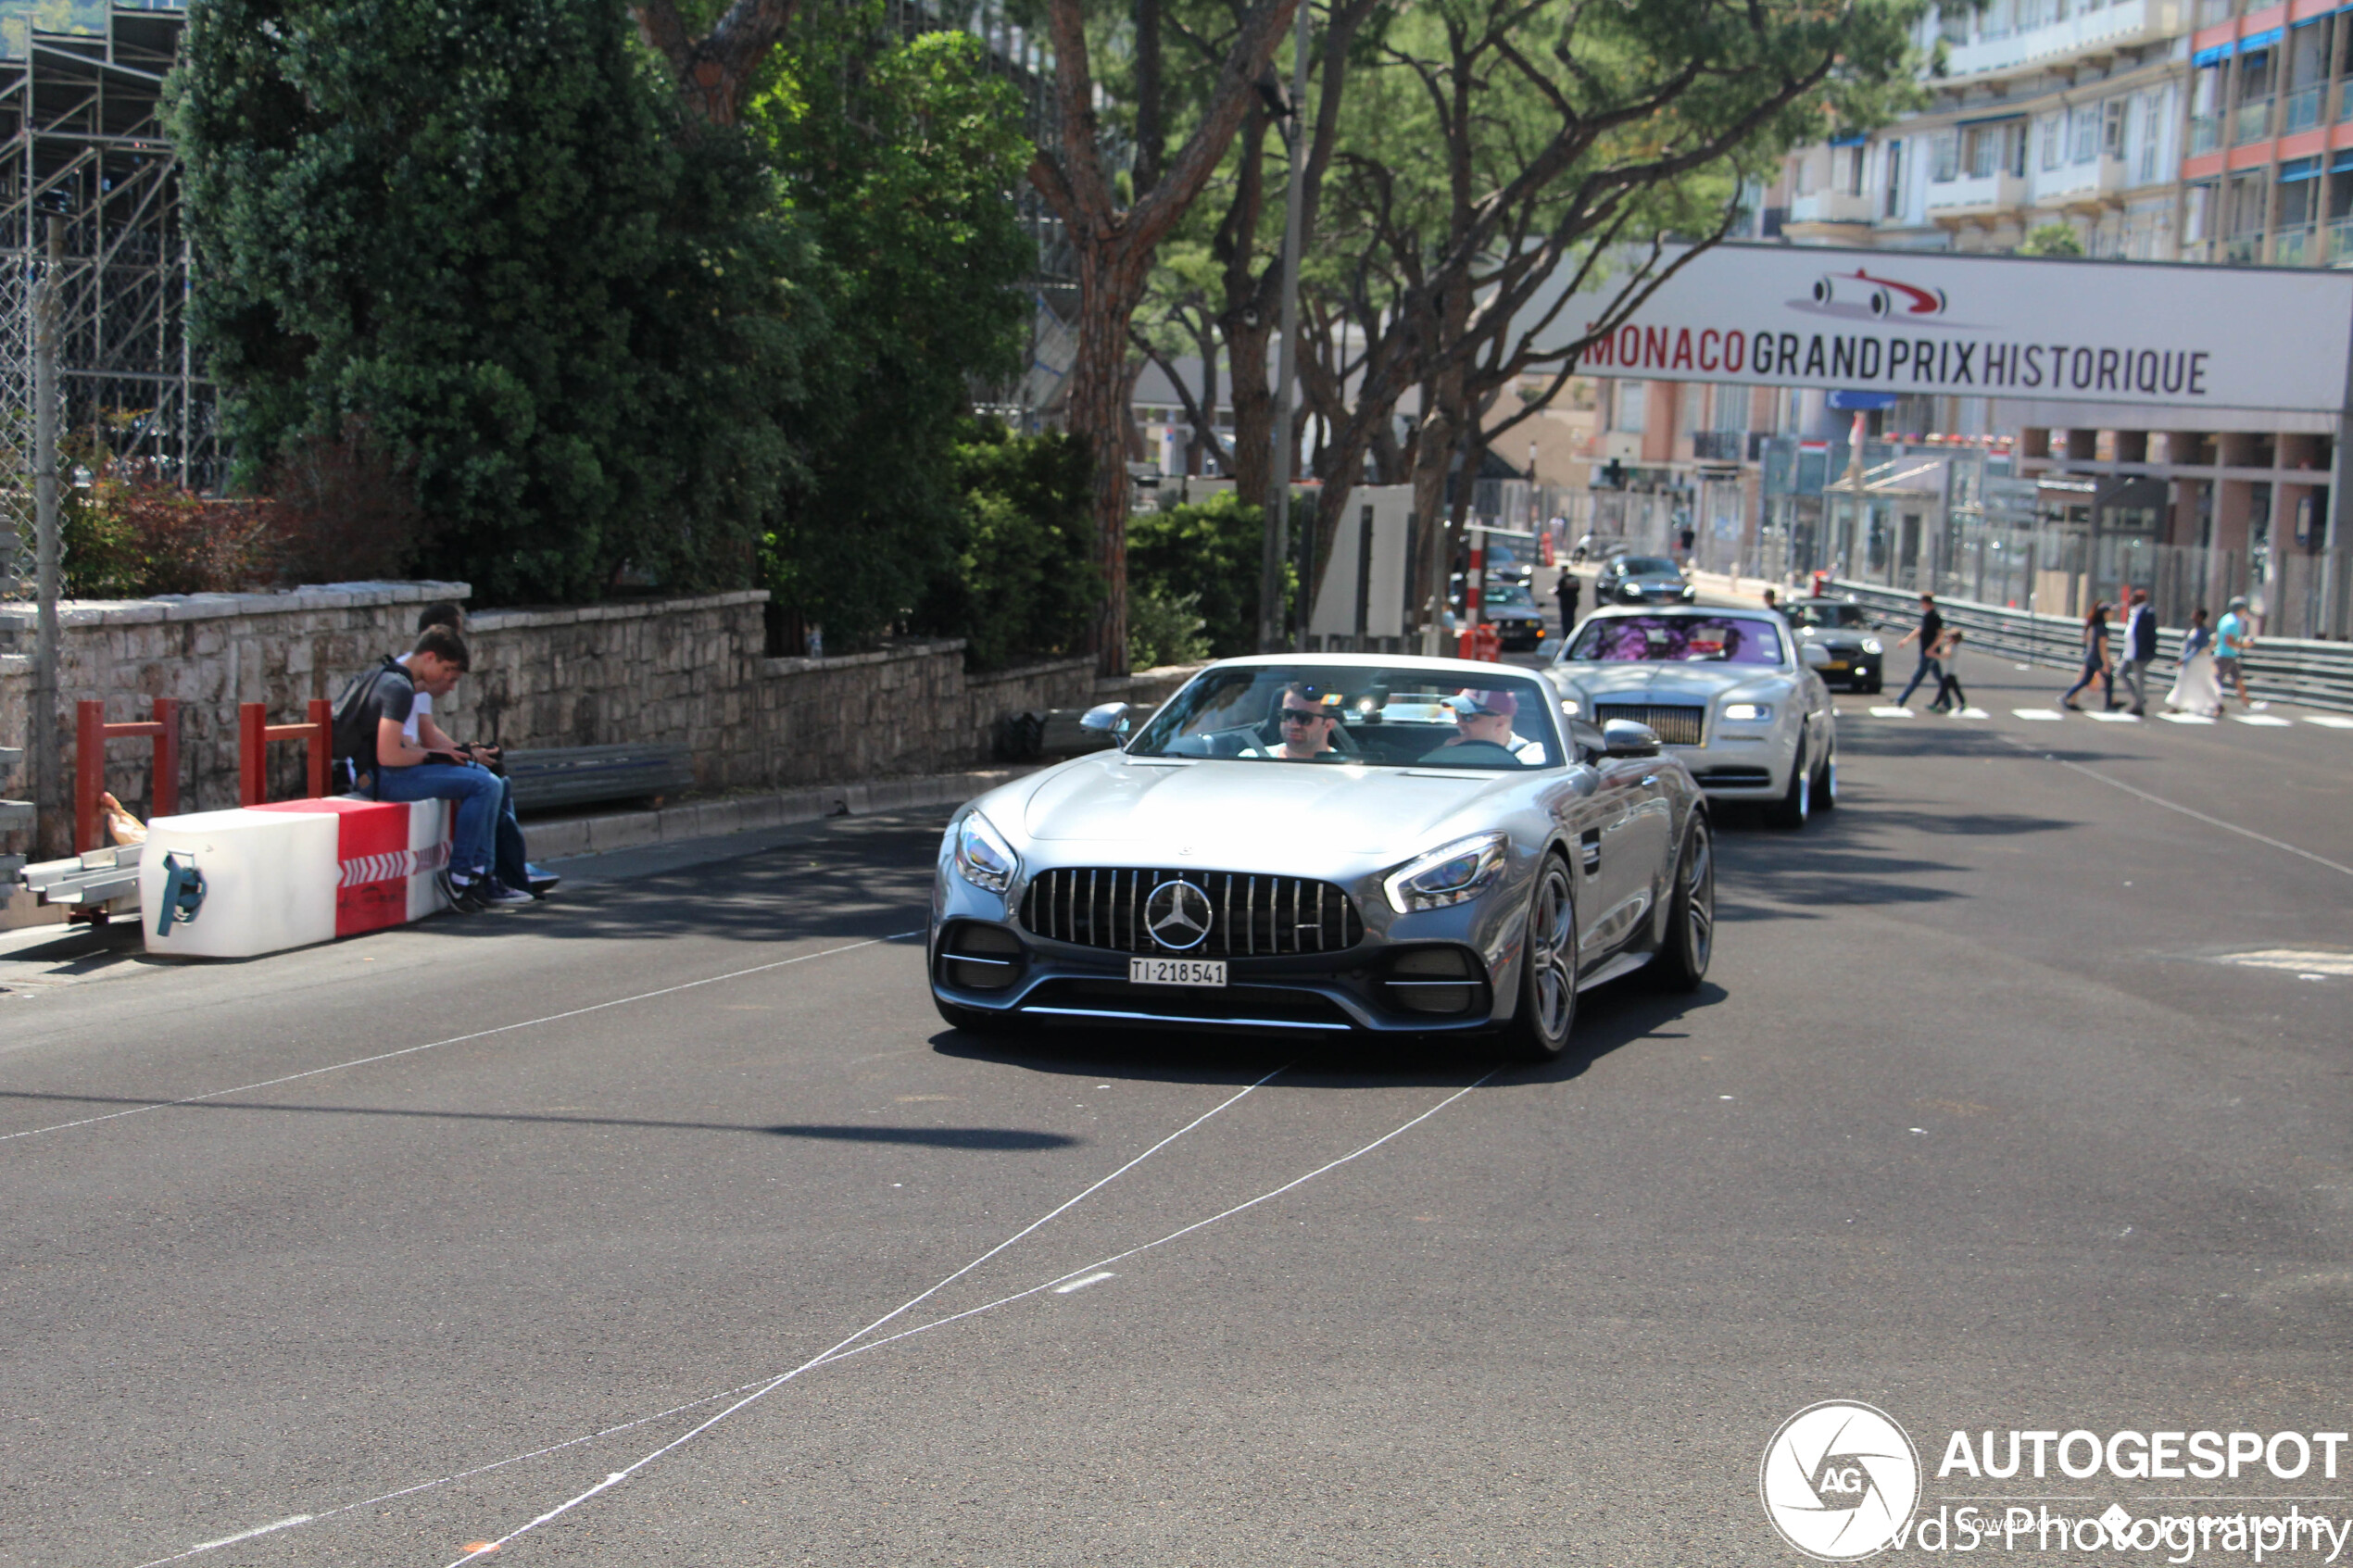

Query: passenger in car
<box><xmin>1251</xmin><ymin>684</ymin><xmax>1346</xmax><ymax>760</ymax></box>
<box><xmin>1425</xmin><ymin>689</ymin><xmax>1542</xmax><ymax>766</ymax></box>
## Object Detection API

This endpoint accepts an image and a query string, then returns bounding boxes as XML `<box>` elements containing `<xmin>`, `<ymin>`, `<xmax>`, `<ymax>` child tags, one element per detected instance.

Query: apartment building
<box><xmin>1779</xmin><ymin>1</ymin><xmax>2189</xmax><ymax>257</ymax></box>
<box><xmin>2179</xmin><ymin>0</ymin><xmax>2353</xmax><ymax>265</ymax></box>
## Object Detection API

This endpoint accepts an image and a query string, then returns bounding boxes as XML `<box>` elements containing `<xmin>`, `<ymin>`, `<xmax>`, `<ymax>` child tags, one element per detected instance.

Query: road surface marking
<box><xmin>2</xmin><ymin>933</ymin><xmax>922</xmax><ymax>1148</ymax></box>
<box><xmin>2086</xmin><ymin>710</ymin><xmax>2139</xmax><ymax>722</ymax></box>
<box><xmin>186</xmin><ymin>1518</ymin><xmax>312</xmax><ymax>1554</ymax></box>
<box><xmin>2303</xmin><ymin>716</ymin><xmax>2353</xmax><ymax>730</ymax></box>
<box><xmin>1868</xmin><ymin>706</ymin><xmax>1913</xmax><ymax>717</ymax></box>
<box><xmin>2159</xmin><ymin>713</ymin><xmax>2216</xmax><ymax>724</ymax></box>
<box><xmin>2012</xmin><ymin>709</ymin><xmax>2065</xmax><ymax>721</ymax></box>
<box><xmin>1997</xmin><ymin>737</ymin><xmax>2353</xmax><ymax>881</ymax></box>
<box><xmin>436</xmin><ymin>1072</ymin><xmax>1497</xmax><ymax>1568</ymax></box>
<box><xmin>1051</xmin><ymin>1272</ymin><xmax>1117</xmax><ymax>1294</ymax></box>
<box><xmin>2220</xmin><ymin>949</ymin><xmax>2353</xmax><ymax>977</ymax></box>
<box><xmin>439</xmin><ymin>1066</ymin><xmax>1294</xmax><ymax>1567</ymax></box>
<box><xmin>2234</xmin><ymin>714</ymin><xmax>2293</xmax><ymax>726</ymax></box>
<box><xmin>1953</xmin><ymin>708</ymin><xmax>1990</xmax><ymax>719</ymax></box>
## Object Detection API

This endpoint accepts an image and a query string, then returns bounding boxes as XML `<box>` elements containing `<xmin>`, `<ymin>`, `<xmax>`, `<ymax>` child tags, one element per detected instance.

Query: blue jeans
<box><xmin>492</xmin><ymin>775</ymin><xmax>530</xmax><ymax>888</ymax></box>
<box><xmin>1895</xmin><ymin>654</ymin><xmax>1943</xmax><ymax>707</ymax></box>
<box><xmin>372</xmin><ymin>760</ymin><xmax>503</xmax><ymax>880</ymax></box>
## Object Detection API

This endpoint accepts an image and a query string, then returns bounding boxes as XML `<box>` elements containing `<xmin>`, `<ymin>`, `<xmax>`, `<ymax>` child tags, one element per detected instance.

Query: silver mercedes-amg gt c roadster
<box><xmin>928</xmin><ymin>655</ymin><xmax>1714</xmax><ymax>1059</ymax></box>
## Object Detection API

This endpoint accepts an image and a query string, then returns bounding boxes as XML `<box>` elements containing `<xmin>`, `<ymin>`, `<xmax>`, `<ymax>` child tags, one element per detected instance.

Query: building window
<box><xmin>2102</xmin><ymin>100</ymin><xmax>2124</xmax><ymax>157</ymax></box>
<box><xmin>1938</xmin><ymin>4</ymin><xmax>1970</xmax><ymax>43</ymax></box>
<box><xmin>1680</xmin><ymin>381</ymin><xmax>1705</xmax><ymax>435</ymax></box>
<box><xmin>1713</xmin><ymin>383</ymin><xmax>1748</xmax><ymax>433</ymax></box>
<box><xmin>2039</xmin><ymin>114</ymin><xmax>2063</xmax><ymax>169</ymax></box>
<box><xmin>1845</xmin><ymin>144</ymin><xmax>1866</xmax><ymax>196</ymax></box>
<box><xmin>1884</xmin><ymin>139</ymin><xmax>1905</xmax><ymax>217</ymax></box>
<box><xmin>1967</xmin><ymin>125</ymin><xmax>1999</xmax><ymax>178</ymax></box>
<box><xmin>2071</xmin><ymin>105</ymin><xmax>2100</xmax><ymax>163</ymax></box>
<box><xmin>1932</xmin><ymin>132</ymin><xmax>1959</xmax><ymax>182</ymax></box>
<box><xmin>2183</xmin><ymin>181</ymin><xmax>2217</xmax><ymax>242</ymax></box>
<box><xmin>1615</xmin><ymin>380</ymin><xmax>1647</xmax><ymax>433</ymax></box>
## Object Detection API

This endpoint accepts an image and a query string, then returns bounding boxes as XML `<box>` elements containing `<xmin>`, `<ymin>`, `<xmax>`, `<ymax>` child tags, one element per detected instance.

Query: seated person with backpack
<box><xmin>335</xmin><ymin>626</ymin><xmax>532</xmax><ymax>910</ymax></box>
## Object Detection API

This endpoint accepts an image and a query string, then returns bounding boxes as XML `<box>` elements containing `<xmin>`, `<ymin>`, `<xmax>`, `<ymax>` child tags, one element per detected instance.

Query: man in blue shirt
<box><xmin>2214</xmin><ymin>596</ymin><xmax>2265</xmax><ymax>712</ymax></box>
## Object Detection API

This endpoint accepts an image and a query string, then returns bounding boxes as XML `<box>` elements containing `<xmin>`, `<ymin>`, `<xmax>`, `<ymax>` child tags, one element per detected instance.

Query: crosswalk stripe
<box><xmin>2012</xmin><ymin>708</ymin><xmax>2065</xmax><ymax>721</ymax></box>
<box><xmin>2304</xmin><ymin>716</ymin><xmax>2353</xmax><ymax>730</ymax></box>
<box><xmin>2158</xmin><ymin>712</ymin><xmax>2216</xmax><ymax>724</ymax></box>
<box><xmin>1867</xmin><ymin>706</ymin><xmax>1913</xmax><ymax>717</ymax></box>
<box><xmin>2233</xmin><ymin>714</ymin><xmax>2293</xmax><ymax>727</ymax></box>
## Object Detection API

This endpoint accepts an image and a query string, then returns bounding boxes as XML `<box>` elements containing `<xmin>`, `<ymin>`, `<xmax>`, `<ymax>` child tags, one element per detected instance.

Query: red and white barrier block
<box><xmin>139</xmin><ymin>797</ymin><xmax>454</xmax><ymax>958</ymax></box>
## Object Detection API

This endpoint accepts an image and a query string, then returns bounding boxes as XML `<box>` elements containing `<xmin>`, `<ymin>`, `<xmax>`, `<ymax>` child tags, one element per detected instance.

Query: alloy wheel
<box><xmin>1528</xmin><ymin>860</ymin><xmax>1577</xmax><ymax>1043</ymax></box>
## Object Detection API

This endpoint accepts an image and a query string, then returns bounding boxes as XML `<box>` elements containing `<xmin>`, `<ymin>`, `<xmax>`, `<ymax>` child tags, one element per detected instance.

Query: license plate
<box><xmin>1129</xmin><ymin>957</ymin><xmax>1227</xmax><ymax>987</ymax></box>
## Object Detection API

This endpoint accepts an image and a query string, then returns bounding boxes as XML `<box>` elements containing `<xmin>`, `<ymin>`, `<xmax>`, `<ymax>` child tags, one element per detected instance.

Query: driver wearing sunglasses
<box><xmin>1259</xmin><ymin>682</ymin><xmax>1342</xmax><ymax>760</ymax></box>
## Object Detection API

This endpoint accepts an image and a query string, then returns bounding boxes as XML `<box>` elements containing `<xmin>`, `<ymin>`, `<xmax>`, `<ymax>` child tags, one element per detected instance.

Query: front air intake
<box><xmin>1020</xmin><ymin>868</ymin><xmax>1363</xmax><ymax>957</ymax></box>
<box><xmin>938</xmin><ymin>922</ymin><xmax>1025</xmax><ymax>991</ymax></box>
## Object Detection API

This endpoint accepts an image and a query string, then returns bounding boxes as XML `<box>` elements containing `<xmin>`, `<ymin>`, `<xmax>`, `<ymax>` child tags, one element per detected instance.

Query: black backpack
<box><xmin>329</xmin><ymin>656</ymin><xmax>406</xmax><ymax>774</ymax></box>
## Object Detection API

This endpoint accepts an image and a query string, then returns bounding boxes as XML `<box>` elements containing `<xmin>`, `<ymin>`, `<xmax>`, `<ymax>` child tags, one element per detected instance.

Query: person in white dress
<box><xmin>2164</xmin><ymin>607</ymin><xmax>2222</xmax><ymax>718</ymax></box>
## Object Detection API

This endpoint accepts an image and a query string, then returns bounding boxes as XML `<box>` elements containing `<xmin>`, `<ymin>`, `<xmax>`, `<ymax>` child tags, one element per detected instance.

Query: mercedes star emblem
<box><xmin>1144</xmin><ymin>879</ymin><xmax>1214</xmax><ymax>951</ymax></box>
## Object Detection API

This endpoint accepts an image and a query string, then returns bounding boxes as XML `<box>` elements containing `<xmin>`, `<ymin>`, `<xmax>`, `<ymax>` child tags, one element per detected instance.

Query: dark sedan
<box><xmin>1594</xmin><ymin>554</ymin><xmax>1697</xmax><ymax>607</ymax></box>
<box><xmin>1783</xmin><ymin>597</ymin><xmax>1888</xmax><ymax>693</ymax></box>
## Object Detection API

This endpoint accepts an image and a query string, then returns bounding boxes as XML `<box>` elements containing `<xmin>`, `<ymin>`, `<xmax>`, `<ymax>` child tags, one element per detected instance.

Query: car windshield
<box><xmin>1564</xmin><ymin>615</ymin><xmax>1787</xmax><ymax>666</ymax></box>
<box><xmin>1615</xmin><ymin>557</ymin><xmax>1679</xmax><ymax>577</ymax></box>
<box><xmin>1485</xmin><ymin>585</ymin><xmax>1538</xmax><ymax>609</ymax></box>
<box><xmin>1792</xmin><ymin>602</ymin><xmax>1869</xmax><ymax>629</ymax></box>
<box><xmin>1128</xmin><ymin>665</ymin><xmax>1565</xmax><ymax>769</ymax></box>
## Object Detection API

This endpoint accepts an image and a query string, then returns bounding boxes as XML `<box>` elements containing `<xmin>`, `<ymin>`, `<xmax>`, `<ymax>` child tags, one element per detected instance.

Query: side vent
<box><xmin>940</xmin><ymin>922</ymin><xmax>1025</xmax><ymax>991</ymax></box>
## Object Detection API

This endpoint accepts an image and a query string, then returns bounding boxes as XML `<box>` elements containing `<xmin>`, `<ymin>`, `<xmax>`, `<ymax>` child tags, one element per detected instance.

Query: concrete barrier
<box><xmin>139</xmin><ymin>797</ymin><xmax>450</xmax><ymax>958</ymax></box>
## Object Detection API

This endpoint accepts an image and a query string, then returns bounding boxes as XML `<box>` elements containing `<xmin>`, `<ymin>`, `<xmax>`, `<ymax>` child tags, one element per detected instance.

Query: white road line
<box><xmin>1953</xmin><ymin>708</ymin><xmax>1990</xmax><ymax>719</ymax></box>
<box><xmin>4</xmin><ymin>932</ymin><xmax>923</xmax><ymax>1147</ymax></box>
<box><xmin>2307</xmin><ymin>716</ymin><xmax>2353</xmax><ymax>730</ymax></box>
<box><xmin>799</xmin><ymin>1073</ymin><xmax>1502</xmax><ymax>1382</ymax></box>
<box><xmin>1997</xmin><ymin>737</ymin><xmax>2353</xmax><ymax>881</ymax></box>
<box><xmin>184</xmin><ymin>1516</ymin><xmax>311</xmax><ymax>1554</ymax></box>
<box><xmin>1051</xmin><ymin>1271</ymin><xmax>1117</xmax><ymax>1294</ymax></box>
<box><xmin>439</xmin><ymin>1066</ymin><xmax>1293</xmax><ymax>1567</ymax></box>
<box><xmin>2013</xmin><ymin>708</ymin><xmax>2066</xmax><ymax>721</ymax></box>
<box><xmin>2159</xmin><ymin>712</ymin><xmax>2216</xmax><ymax>724</ymax></box>
<box><xmin>2086</xmin><ymin>710</ymin><xmax>2139</xmax><ymax>722</ymax></box>
<box><xmin>2234</xmin><ymin>713</ymin><xmax>2294</xmax><ymax>726</ymax></box>
<box><xmin>1867</xmin><ymin>706</ymin><xmax>1914</xmax><ymax>717</ymax></box>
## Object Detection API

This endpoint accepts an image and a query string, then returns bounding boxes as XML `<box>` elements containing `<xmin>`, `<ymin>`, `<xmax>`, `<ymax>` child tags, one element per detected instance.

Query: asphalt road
<box><xmin>3</xmin><ymin>661</ymin><xmax>2350</xmax><ymax>1567</ymax></box>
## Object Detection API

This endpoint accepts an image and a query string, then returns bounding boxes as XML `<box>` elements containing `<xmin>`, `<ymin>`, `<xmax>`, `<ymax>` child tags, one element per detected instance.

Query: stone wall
<box><xmin>0</xmin><ymin>584</ymin><xmax>1114</xmax><ymax>859</ymax></box>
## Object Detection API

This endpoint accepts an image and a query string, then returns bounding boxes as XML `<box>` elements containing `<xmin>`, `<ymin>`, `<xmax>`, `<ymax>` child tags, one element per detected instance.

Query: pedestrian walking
<box><xmin>1893</xmin><ymin>593</ymin><xmax>1945</xmax><ymax>709</ymax></box>
<box><xmin>1928</xmin><ymin>628</ymin><xmax>1968</xmax><ymax>713</ymax></box>
<box><xmin>2165</xmin><ymin>606</ymin><xmax>2222</xmax><ymax>717</ymax></box>
<box><xmin>1553</xmin><ymin>568</ymin><xmax>1580</xmax><ymax>633</ymax></box>
<box><xmin>2059</xmin><ymin>603</ymin><xmax>2115</xmax><ymax>711</ymax></box>
<box><xmin>2118</xmin><ymin>589</ymin><xmax>2158</xmax><ymax>716</ymax></box>
<box><xmin>2214</xmin><ymin>595</ymin><xmax>2266</xmax><ymax>711</ymax></box>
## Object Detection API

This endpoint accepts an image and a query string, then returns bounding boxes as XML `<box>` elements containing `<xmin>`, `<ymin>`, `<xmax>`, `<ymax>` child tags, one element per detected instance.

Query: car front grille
<box><xmin>1020</xmin><ymin>867</ymin><xmax>1364</xmax><ymax>956</ymax></box>
<box><xmin>1595</xmin><ymin>704</ymin><xmax>1706</xmax><ymax>746</ymax></box>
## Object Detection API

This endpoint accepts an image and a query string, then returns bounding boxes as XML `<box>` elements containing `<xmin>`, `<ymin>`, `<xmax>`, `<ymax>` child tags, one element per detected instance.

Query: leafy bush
<box><xmin>1126</xmin><ymin>494</ymin><xmax>1290</xmax><ymax>658</ymax></box>
<box><xmin>911</xmin><ymin>420</ymin><xmax>1101</xmax><ymax>671</ymax></box>
<box><xmin>1126</xmin><ymin>587</ymin><xmax>1209</xmax><ymax>671</ymax></box>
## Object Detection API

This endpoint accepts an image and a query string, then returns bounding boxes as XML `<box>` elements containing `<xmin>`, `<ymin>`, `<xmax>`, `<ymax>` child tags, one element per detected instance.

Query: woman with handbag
<box><xmin>2059</xmin><ymin>603</ymin><xmax>2114</xmax><ymax>712</ymax></box>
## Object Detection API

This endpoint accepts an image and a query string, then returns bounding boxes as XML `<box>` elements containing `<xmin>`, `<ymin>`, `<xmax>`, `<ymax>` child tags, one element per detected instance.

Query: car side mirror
<box><xmin>1079</xmin><ymin>701</ymin><xmax>1131</xmax><ymax>734</ymax></box>
<box><xmin>1601</xmin><ymin>719</ymin><xmax>1661</xmax><ymax>758</ymax></box>
<box><xmin>1800</xmin><ymin>644</ymin><xmax>1833</xmax><ymax>670</ymax></box>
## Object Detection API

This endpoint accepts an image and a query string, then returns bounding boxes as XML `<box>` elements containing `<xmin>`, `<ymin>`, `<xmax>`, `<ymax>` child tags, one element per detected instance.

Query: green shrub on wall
<box><xmin>1126</xmin><ymin>494</ymin><xmax>1290</xmax><ymax>659</ymax></box>
<box><xmin>912</xmin><ymin>420</ymin><xmax>1101</xmax><ymax>671</ymax></box>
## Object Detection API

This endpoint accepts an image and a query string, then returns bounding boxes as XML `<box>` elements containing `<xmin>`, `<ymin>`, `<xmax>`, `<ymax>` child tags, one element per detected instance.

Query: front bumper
<box><xmin>932</xmin><ymin>921</ymin><xmax>1503</xmax><ymax>1035</ymax></box>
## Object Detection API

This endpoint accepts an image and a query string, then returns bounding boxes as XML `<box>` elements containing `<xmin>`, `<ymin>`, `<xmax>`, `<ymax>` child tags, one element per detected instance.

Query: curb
<box><xmin>528</xmin><ymin>766</ymin><xmax>1040</xmax><ymax>862</ymax></box>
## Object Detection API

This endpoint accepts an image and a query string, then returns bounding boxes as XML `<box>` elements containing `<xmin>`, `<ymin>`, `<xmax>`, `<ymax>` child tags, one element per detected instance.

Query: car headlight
<box><xmin>1557</xmin><ymin>697</ymin><xmax>1580</xmax><ymax>717</ymax></box>
<box><xmin>1862</xmin><ymin>637</ymin><xmax>1884</xmax><ymax>655</ymax></box>
<box><xmin>952</xmin><ymin>810</ymin><xmax>1020</xmax><ymax>894</ymax></box>
<box><xmin>1620</xmin><ymin>583</ymin><xmax>1642</xmax><ymax>597</ymax></box>
<box><xmin>1384</xmin><ymin>833</ymin><xmax>1509</xmax><ymax>914</ymax></box>
<box><xmin>1721</xmin><ymin>702</ymin><xmax>1772</xmax><ymax>722</ymax></box>
<box><xmin>1680</xmin><ymin>584</ymin><xmax>1697</xmax><ymax>599</ymax></box>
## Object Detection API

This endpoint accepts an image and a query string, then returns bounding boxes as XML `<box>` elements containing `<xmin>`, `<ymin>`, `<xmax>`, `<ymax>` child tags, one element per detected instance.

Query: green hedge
<box><xmin>1127</xmin><ymin>494</ymin><xmax>1291</xmax><ymax>659</ymax></box>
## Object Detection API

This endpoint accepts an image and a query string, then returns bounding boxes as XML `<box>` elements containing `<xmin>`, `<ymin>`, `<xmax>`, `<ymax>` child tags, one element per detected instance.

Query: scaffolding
<box><xmin>0</xmin><ymin>1</ymin><xmax>214</xmax><ymax>600</ymax></box>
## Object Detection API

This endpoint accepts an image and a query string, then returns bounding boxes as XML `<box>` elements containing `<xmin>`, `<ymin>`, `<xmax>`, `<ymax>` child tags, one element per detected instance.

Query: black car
<box><xmin>1476</xmin><ymin>583</ymin><xmax>1549</xmax><ymax>651</ymax></box>
<box><xmin>1783</xmin><ymin>597</ymin><xmax>1887</xmax><ymax>692</ymax></box>
<box><xmin>1593</xmin><ymin>554</ymin><xmax>1696</xmax><ymax>607</ymax></box>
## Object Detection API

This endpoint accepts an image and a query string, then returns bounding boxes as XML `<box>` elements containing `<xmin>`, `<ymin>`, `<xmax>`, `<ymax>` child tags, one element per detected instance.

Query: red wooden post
<box><xmin>305</xmin><ymin>698</ymin><xmax>332</xmax><ymax>798</ymax></box>
<box><xmin>239</xmin><ymin>702</ymin><xmax>268</xmax><ymax>808</ymax></box>
<box><xmin>150</xmin><ymin>697</ymin><xmax>179</xmax><ymax>820</ymax></box>
<box><xmin>75</xmin><ymin>700</ymin><xmax>104</xmax><ymax>854</ymax></box>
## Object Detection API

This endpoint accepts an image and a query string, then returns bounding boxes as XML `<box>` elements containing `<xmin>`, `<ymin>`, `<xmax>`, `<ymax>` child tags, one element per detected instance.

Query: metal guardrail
<box><xmin>1825</xmin><ymin>581</ymin><xmax>2353</xmax><ymax>715</ymax></box>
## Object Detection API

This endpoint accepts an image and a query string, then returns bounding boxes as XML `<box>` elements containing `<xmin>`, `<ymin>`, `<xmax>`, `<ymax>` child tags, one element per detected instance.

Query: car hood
<box><xmin>1554</xmin><ymin>662</ymin><xmax>1788</xmax><ymax>703</ymax></box>
<box><xmin>1015</xmin><ymin>753</ymin><xmax>1510</xmax><ymax>858</ymax></box>
<box><xmin>1482</xmin><ymin>605</ymin><xmax>1542</xmax><ymax>621</ymax></box>
<box><xmin>1797</xmin><ymin>627</ymin><xmax>1871</xmax><ymax>647</ymax></box>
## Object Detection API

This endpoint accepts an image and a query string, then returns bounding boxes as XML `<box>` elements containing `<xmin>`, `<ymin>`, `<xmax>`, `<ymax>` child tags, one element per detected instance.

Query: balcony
<box><xmin>2222</xmin><ymin>233</ymin><xmax>2262</xmax><ymax>265</ymax></box>
<box><xmin>2328</xmin><ymin>218</ymin><xmax>2353</xmax><ymax>265</ymax></box>
<box><xmin>2034</xmin><ymin>157</ymin><xmax>2130</xmax><ymax>207</ymax></box>
<box><xmin>2274</xmin><ymin>226</ymin><xmax>2314</xmax><ymax>266</ymax></box>
<box><xmin>2233</xmin><ymin>97</ymin><xmax>2273</xmax><ymax>145</ymax></box>
<box><xmin>2284</xmin><ymin>84</ymin><xmax>2323</xmax><ymax>135</ymax></box>
<box><xmin>2189</xmin><ymin>115</ymin><xmax>2223</xmax><ymax>155</ymax></box>
<box><xmin>1692</xmin><ymin>431</ymin><xmax>1749</xmax><ymax>462</ymax></box>
<box><xmin>1787</xmin><ymin>190</ymin><xmax>1876</xmax><ymax>226</ymax></box>
<box><xmin>1943</xmin><ymin>0</ymin><xmax>2182</xmax><ymax>82</ymax></box>
<box><xmin>1925</xmin><ymin>170</ymin><xmax>2032</xmax><ymax>220</ymax></box>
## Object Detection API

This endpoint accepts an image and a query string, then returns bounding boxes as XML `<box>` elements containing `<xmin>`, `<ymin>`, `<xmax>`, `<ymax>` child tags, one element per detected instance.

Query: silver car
<box><xmin>929</xmin><ymin>656</ymin><xmax>1715</xmax><ymax>1060</ymax></box>
<box><xmin>1549</xmin><ymin>607</ymin><xmax>1837</xmax><ymax>828</ymax></box>
<box><xmin>1593</xmin><ymin>554</ymin><xmax>1697</xmax><ymax>607</ymax></box>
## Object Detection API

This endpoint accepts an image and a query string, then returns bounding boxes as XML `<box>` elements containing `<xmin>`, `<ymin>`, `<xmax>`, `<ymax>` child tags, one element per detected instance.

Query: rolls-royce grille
<box><xmin>1020</xmin><ymin>868</ymin><xmax>1363</xmax><ymax>956</ymax></box>
<box><xmin>1595</xmin><ymin>704</ymin><xmax>1705</xmax><ymax>746</ymax></box>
